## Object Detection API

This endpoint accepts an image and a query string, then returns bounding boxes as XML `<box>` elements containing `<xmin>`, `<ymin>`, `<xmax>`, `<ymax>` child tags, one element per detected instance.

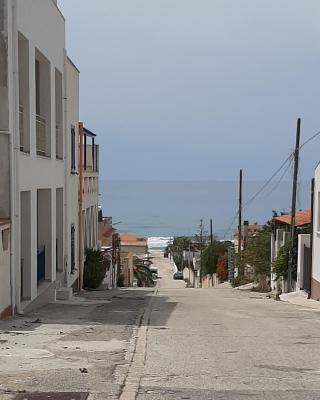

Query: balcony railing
<box><xmin>84</xmin><ymin>144</ymin><xmax>99</xmax><ymax>173</ymax></box>
<box><xmin>36</xmin><ymin>114</ymin><xmax>47</xmax><ymax>157</ymax></box>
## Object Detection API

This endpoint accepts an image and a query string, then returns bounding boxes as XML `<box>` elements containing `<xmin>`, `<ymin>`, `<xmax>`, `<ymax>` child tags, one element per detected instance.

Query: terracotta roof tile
<box><xmin>273</xmin><ymin>209</ymin><xmax>311</xmax><ymax>227</ymax></box>
<box><xmin>120</xmin><ymin>233</ymin><xmax>147</xmax><ymax>243</ymax></box>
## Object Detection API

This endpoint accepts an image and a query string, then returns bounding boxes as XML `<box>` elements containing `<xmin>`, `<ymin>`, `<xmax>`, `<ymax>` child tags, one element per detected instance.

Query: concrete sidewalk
<box><xmin>0</xmin><ymin>288</ymin><xmax>154</xmax><ymax>400</ymax></box>
<box><xmin>280</xmin><ymin>290</ymin><xmax>320</xmax><ymax>311</ymax></box>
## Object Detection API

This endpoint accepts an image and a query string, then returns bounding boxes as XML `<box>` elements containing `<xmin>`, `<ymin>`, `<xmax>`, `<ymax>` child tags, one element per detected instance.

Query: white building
<box><xmin>0</xmin><ymin>0</ymin><xmax>83</xmax><ymax>315</ymax></box>
<box><xmin>78</xmin><ymin>125</ymin><xmax>100</xmax><ymax>289</ymax></box>
<box><xmin>81</xmin><ymin>127</ymin><xmax>99</xmax><ymax>251</ymax></box>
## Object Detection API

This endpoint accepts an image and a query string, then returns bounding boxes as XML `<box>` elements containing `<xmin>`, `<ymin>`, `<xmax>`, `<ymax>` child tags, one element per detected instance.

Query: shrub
<box><xmin>83</xmin><ymin>249</ymin><xmax>106</xmax><ymax>289</ymax></box>
<box><xmin>216</xmin><ymin>255</ymin><xmax>228</xmax><ymax>281</ymax></box>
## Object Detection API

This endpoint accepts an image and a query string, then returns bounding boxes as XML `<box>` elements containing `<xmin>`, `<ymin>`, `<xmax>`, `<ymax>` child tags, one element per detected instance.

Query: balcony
<box><xmin>84</xmin><ymin>144</ymin><xmax>99</xmax><ymax>173</ymax></box>
<box><xmin>36</xmin><ymin>114</ymin><xmax>47</xmax><ymax>157</ymax></box>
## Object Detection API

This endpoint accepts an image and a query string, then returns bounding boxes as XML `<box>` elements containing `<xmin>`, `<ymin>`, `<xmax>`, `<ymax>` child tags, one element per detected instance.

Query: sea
<box><xmin>100</xmin><ymin>180</ymin><xmax>311</xmax><ymax>249</ymax></box>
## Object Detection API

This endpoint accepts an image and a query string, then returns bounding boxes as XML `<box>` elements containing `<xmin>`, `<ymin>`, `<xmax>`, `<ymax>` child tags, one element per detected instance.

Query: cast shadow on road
<box><xmin>0</xmin><ymin>289</ymin><xmax>177</xmax><ymax>333</ymax></box>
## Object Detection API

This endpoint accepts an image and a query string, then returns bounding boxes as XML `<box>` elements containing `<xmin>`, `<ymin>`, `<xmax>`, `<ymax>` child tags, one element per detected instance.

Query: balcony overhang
<box><xmin>83</xmin><ymin>127</ymin><xmax>96</xmax><ymax>138</ymax></box>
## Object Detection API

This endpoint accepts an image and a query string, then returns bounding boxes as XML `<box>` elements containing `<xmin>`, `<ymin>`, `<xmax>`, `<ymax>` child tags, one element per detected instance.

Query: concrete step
<box><xmin>56</xmin><ymin>287</ymin><xmax>73</xmax><ymax>301</ymax></box>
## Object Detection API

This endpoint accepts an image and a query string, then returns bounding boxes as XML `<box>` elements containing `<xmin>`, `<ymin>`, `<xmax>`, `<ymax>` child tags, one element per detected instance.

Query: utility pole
<box><xmin>238</xmin><ymin>169</ymin><xmax>243</xmax><ymax>278</ymax></box>
<box><xmin>210</xmin><ymin>218</ymin><xmax>213</xmax><ymax>243</ymax></box>
<box><xmin>199</xmin><ymin>219</ymin><xmax>203</xmax><ymax>288</ymax></box>
<box><xmin>288</xmin><ymin>118</ymin><xmax>301</xmax><ymax>292</ymax></box>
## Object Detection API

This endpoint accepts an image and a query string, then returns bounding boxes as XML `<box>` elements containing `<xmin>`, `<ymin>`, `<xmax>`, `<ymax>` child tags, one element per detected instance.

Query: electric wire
<box><xmin>263</xmin><ymin>153</ymin><xmax>294</xmax><ymax>199</ymax></box>
<box><xmin>220</xmin><ymin>129</ymin><xmax>320</xmax><ymax>240</ymax></box>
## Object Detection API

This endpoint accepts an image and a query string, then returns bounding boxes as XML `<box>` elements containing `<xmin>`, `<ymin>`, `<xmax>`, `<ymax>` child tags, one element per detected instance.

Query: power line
<box><xmin>222</xmin><ymin>211</ymin><xmax>239</xmax><ymax>239</ymax></box>
<box><xmin>241</xmin><ymin>129</ymin><xmax>320</xmax><ymax>211</ymax></box>
<box><xmin>300</xmin><ymin>130</ymin><xmax>320</xmax><ymax>150</ymax></box>
<box><xmin>242</xmin><ymin>153</ymin><xmax>293</xmax><ymax>211</ymax></box>
<box><xmin>263</xmin><ymin>153</ymin><xmax>294</xmax><ymax>199</ymax></box>
<box><xmin>221</xmin><ymin>129</ymin><xmax>320</xmax><ymax>239</ymax></box>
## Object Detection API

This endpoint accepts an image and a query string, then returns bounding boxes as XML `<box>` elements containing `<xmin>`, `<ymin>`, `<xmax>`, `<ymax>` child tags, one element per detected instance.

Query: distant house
<box><xmin>233</xmin><ymin>221</ymin><xmax>263</xmax><ymax>281</ymax></box>
<box><xmin>120</xmin><ymin>233</ymin><xmax>148</xmax><ymax>256</ymax></box>
<box><xmin>98</xmin><ymin>216</ymin><xmax>117</xmax><ymax>248</ymax></box>
<box><xmin>233</xmin><ymin>221</ymin><xmax>263</xmax><ymax>252</ymax></box>
<box><xmin>119</xmin><ymin>233</ymin><xmax>148</xmax><ymax>287</ymax></box>
<box><xmin>98</xmin><ymin>215</ymin><xmax>118</xmax><ymax>289</ymax></box>
<box><xmin>81</xmin><ymin>127</ymin><xmax>100</xmax><ymax>252</ymax></box>
<box><xmin>271</xmin><ymin>209</ymin><xmax>311</xmax><ymax>293</ymax></box>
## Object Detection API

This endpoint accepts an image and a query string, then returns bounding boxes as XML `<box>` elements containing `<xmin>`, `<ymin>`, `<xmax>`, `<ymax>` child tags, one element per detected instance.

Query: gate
<box><xmin>303</xmin><ymin>245</ymin><xmax>311</xmax><ymax>293</ymax></box>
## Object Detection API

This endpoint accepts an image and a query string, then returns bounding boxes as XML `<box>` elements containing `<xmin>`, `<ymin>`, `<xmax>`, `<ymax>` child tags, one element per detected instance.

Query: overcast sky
<box><xmin>60</xmin><ymin>0</ymin><xmax>320</xmax><ymax>181</ymax></box>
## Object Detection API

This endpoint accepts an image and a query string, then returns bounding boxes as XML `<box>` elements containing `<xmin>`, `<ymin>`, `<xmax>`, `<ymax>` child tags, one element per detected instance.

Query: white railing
<box><xmin>36</xmin><ymin>114</ymin><xmax>47</xmax><ymax>156</ymax></box>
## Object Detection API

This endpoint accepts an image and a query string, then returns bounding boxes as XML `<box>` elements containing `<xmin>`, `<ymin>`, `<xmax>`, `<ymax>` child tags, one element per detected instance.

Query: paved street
<box><xmin>2</xmin><ymin>254</ymin><xmax>320</xmax><ymax>399</ymax></box>
<box><xmin>132</xmin><ymin>253</ymin><xmax>320</xmax><ymax>400</ymax></box>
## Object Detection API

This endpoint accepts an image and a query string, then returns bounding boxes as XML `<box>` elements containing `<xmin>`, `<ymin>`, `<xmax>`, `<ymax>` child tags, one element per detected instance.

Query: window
<box><xmin>71</xmin><ymin>125</ymin><xmax>76</xmax><ymax>173</ymax></box>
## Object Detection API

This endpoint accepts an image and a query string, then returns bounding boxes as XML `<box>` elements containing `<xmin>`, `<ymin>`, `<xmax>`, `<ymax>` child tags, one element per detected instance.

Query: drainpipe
<box><xmin>78</xmin><ymin>122</ymin><xmax>84</xmax><ymax>290</ymax></box>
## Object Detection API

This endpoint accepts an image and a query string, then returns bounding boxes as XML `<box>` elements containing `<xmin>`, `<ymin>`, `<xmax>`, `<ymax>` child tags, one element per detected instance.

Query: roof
<box><xmin>67</xmin><ymin>56</ymin><xmax>80</xmax><ymax>73</ymax></box>
<box><xmin>120</xmin><ymin>233</ymin><xmax>147</xmax><ymax>246</ymax></box>
<box><xmin>273</xmin><ymin>209</ymin><xmax>311</xmax><ymax>227</ymax></box>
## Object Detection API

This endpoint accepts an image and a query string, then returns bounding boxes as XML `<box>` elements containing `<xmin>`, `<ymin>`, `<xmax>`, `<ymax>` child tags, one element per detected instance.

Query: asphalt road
<box><xmin>2</xmin><ymin>254</ymin><xmax>320</xmax><ymax>400</ymax></box>
<box><xmin>151</xmin><ymin>251</ymin><xmax>186</xmax><ymax>290</ymax></box>
<box><xmin>134</xmin><ymin>253</ymin><xmax>320</xmax><ymax>400</ymax></box>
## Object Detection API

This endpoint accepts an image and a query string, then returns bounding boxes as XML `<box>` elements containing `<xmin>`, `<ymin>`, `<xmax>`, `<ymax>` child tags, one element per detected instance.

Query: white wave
<box><xmin>148</xmin><ymin>236</ymin><xmax>173</xmax><ymax>249</ymax></box>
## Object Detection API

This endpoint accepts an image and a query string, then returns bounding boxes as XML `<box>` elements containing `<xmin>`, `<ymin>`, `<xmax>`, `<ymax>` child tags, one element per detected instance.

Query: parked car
<box><xmin>173</xmin><ymin>271</ymin><xmax>184</xmax><ymax>280</ymax></box>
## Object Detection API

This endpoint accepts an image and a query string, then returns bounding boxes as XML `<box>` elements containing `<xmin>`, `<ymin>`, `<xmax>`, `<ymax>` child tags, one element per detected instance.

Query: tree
<box><xmin>201</xmin><ymin>241</ymin><xmax>227</xmax><ymax>276</ymax></box>
<box><xmin>272</xmin><ymin>243</ymin><xmax>289</xmax><ymax>281</ymax></box>
<box><xmin>240</xmin><ymin>228</ymin><xmax>271</xmax><ymax>291</ymax></box>
<box><xmin>83</xmin><ymin>249</ymin><xmax>106</xmax><ymax>289</ymax></box>
<box><xmin>216</xmin><ymin>255</ymin><xmax>228</xmax><ymax>282</ymax></box>
<box><xmin>172</xmin><ymin>236</ymin><xmax>192</xmax><ymax>271</ymax></box>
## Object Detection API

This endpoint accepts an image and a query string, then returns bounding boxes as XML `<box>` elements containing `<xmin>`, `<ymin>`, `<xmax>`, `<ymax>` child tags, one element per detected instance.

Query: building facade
<box><xmin>77</xmin><ymin>125</ymin><xmax>100</xmax><ymax>291</ymax></box>
<box><xmin>0</xmin><ymin>0</ymin><xmax>12</xmax><ymax>317</ymax></box>
<box><xmin>0</xmin><ymin>0</ymin><xmax>83</xmax><ymax>315</ymax></box>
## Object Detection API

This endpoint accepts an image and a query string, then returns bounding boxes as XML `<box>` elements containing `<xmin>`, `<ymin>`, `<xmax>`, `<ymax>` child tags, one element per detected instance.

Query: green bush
<box><xmin>83</xmin><ymin>249</ymin><xmax>106</xmax><ymax>289</ymax></box>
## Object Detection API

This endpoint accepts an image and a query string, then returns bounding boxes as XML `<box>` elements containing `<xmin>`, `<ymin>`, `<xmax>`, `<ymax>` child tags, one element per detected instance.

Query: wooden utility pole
<box><xmin>288</xmin><ymin>118</ymin><xmax>301</xmax><ymax>292</ymax></box>
<box><xmin>238</xmin><ymin>169</ymin><xmax>243</xmax><ymax>277</ymax></box>
<box><xmin>210</xmin><ymin>218</ymin><xmax>213</xmax><ymax>243</ymax></box>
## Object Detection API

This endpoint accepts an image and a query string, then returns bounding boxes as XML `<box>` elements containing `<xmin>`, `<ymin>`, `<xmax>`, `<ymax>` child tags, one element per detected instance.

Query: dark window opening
<box><xmin>71</xmin><ymin>125</ymin><xmax>76</xmax><ymax>173</ymax></box>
